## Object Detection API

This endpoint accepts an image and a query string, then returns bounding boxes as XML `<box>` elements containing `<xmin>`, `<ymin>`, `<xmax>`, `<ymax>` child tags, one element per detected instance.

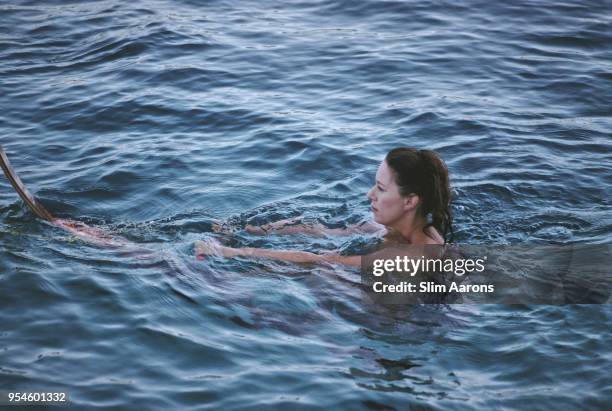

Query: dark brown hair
<box><xmin>385</xmin><ymin>147</ymin><xmax>454</xmax><ymax>243</ymax></box>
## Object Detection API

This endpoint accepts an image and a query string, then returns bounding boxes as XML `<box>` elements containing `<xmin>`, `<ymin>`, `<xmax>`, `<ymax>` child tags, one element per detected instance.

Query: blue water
<box><xmin>1</xmin><ymin>0</ymin><xmax>611</xmax><ymax>409</ymax></box>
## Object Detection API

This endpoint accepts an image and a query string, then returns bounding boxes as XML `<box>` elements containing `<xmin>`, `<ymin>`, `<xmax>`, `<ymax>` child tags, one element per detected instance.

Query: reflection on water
<box><xmin>1</xmin><ymin>0</ymin><xmax>611</xmax><ymax>409</ymax></box>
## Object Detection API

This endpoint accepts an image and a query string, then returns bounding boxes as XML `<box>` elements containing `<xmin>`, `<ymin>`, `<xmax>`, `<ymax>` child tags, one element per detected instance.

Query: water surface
<box><xmin>1</xmin><ymin>0</ymin><xmax>611</xmax><ymax>409</ymax></box>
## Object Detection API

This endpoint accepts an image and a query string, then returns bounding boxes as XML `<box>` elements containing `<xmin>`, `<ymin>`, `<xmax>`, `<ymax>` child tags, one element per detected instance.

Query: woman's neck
<box><xmin>390</xmin><ymin>214</ymin><xmax>428</xmax><ymax>244</ymax></box>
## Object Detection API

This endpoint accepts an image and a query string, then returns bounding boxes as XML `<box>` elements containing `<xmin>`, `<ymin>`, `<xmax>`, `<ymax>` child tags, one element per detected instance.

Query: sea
<box><xmin>0</xmin><ymin>0</ymin><xmax>611</xmax><ymax>409</ymax></box>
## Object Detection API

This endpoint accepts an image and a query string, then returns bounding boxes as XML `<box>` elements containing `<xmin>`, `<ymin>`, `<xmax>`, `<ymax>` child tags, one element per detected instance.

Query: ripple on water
<box><xmin>1</xmin><ymin>0</ymin><xmax>611</xmax><ymax>409</ymax></box>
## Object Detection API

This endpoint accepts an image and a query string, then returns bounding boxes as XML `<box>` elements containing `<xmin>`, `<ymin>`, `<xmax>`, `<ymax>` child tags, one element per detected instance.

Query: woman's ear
<box><xmin>403</xmin><ymin>193</ymin><xmax>420</xmax><ymax>211</ymax></box>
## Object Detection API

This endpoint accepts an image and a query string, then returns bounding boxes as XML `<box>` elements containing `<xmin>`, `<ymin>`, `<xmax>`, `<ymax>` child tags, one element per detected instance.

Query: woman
<box><xmin>195</xmin><ymin>147</ymin><xmax>453</xmax><ymax>266</ymax></box>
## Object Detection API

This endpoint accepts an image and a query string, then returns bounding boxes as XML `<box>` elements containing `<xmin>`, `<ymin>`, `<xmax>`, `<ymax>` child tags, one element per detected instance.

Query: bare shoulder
<box><xmin>381</xmin><ymin>226</ymin><xmax>444</xmax><ymax>246</ymax></box>
<box><xmin>423</xmin><ymin>226</ymin><xmax>444</xmax><ymax>245</ymax></box>
<box><xmin>354</xmin><ymin>221</ymin><xmax>386</xmax><ymax>235</ymax></box>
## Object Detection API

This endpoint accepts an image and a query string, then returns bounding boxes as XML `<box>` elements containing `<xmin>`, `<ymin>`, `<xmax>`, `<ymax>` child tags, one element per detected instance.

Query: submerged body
<box><xmin>195</xmin><ymin>147</ymin><xmax>453</xmax><ymax>265</ymax></box>
<box><xmin>1</xmin><ymin>145</ymin><xmax>452</xmax><ymax>267</ymax></box>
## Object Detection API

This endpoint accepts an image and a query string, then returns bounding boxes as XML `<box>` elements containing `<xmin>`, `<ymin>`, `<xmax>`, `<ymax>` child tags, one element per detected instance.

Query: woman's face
<box><xmin>367</xmin><ymin>160</ymin><xmax>410</xmax><ymax>226</ymax></box>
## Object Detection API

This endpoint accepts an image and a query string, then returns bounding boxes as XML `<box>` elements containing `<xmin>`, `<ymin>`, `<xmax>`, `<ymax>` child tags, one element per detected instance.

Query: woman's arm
<box><xmin>194</xmin><ymin>239</ymin><xmax>361</xmax><ymax>267</ymax></box>
<box><xmin>243</xmin><ymin>218</ymin><xmax>384</xmax><ymax>237</ymax></box>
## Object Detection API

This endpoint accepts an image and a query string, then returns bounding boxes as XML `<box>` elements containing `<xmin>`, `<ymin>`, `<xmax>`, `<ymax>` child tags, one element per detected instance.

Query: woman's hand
<box><xmin>195</xmin><ymin>238</ymin><xmax>227</xmax><ymax>260</ymax></box>
<box><xmin>211</xmin><ymin>220</ymin><xmax>241</xmax><ymax>234</ymax></box>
